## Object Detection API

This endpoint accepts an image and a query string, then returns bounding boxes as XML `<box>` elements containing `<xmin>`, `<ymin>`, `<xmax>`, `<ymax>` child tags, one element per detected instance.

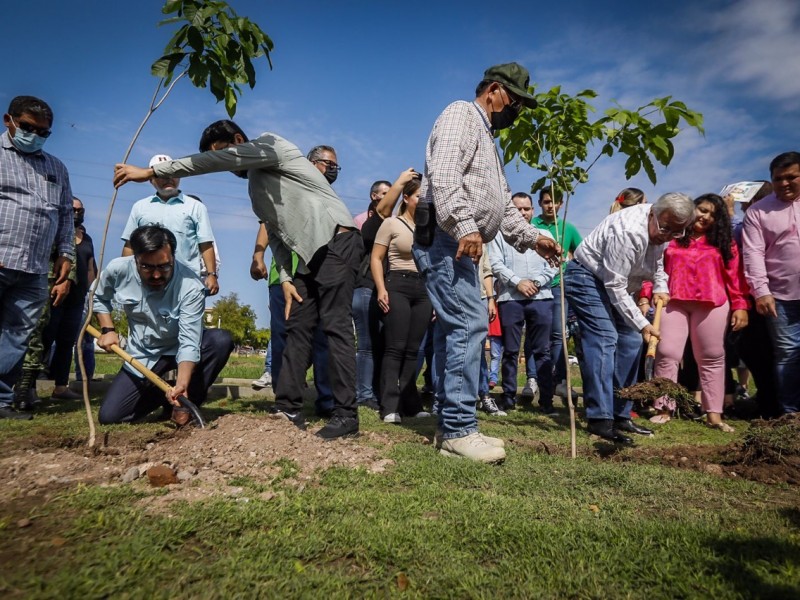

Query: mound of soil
<box><xmin>0</xmin><ymin>414</ymin><xmax>395</xmax><ymax>507</ymax></box>
<box><xmin>608</xmin><ymin>414</ymin><xmax>800</xmax><ymax>485</ymax></box>
<box><xmin>617</xmin><ymin>377</ymin><xmax>698</xmax><ymax>417</ymax></box>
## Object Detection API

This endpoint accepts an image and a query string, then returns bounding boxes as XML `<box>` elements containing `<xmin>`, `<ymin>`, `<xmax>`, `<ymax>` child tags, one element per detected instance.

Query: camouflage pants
<box><xmin>16</xmin><ymin>290</ymin><xmax>53</xmax><ymax>393</ymax></box>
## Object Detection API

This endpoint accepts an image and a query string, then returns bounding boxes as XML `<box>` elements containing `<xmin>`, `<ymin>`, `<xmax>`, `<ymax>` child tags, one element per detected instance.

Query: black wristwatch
<box><xmin>101</xmin><ymin>327</ymin><xmax>116</xmax><ymax>335</ymax></box>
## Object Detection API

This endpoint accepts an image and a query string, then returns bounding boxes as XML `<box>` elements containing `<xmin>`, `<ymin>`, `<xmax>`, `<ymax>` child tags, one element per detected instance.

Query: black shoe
<box><xmin>615</xmin><ymin>419</ymin><xmax>654</xmax><ymax>436</ymax></box>
<box><xmin>315</xmin><ymin>406</ymin><xmax>334</xmax><ymax>419</ymax></box>
<box><xmin>15</xmin><ymin>388</ymin><xmax>40</xmax><ymax>411</ymax></box>
<box><xmin>587</xmin><ymin>419</ymin><xmax>634</xmax><ymax>445</ymax></box>
<box><xmin>539</xmin><ymin>403</ymin><xmax>558</xmax><ymax>417</ymax></box>
<box><xmin>0</xmin><ymin>406</ymin><xmax>33</xmax><ymax>420</ymax></box>
<box><xmin>360</xmin><ymin>399</ymin><xmax>380</xmax><ymax>411</ymax></box>
<box><xmin>268</xmin><ymin>406</ymin><xmax>307</xmax><ymax>430</ymax></box>
<box><xmin>316</xmin><ymin>415</ymin><xmax>359</xmax><ymax>440</ymax></box>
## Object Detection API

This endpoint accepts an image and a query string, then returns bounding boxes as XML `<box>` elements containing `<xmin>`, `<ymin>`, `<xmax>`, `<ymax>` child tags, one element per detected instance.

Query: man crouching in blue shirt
<box><xmin>94</xmin><ymin>225</ymin><xmax>233</xmax><ymax>425</ymax></box>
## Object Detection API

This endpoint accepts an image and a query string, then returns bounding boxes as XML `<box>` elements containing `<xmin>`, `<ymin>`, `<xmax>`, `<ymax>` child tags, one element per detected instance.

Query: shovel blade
<box><xmin>177</xmin><ymin>395</ymin><xmax>206</xmax><ymax>428</ymax></box>
<box><xmin>644</xmin><ymin>356</ymin><xmax>655</xmax><ymax>381</ymax></box>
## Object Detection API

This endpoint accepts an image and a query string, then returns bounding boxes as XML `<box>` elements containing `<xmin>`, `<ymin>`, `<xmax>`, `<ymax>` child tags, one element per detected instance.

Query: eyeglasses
<box><xmin>10</xmin><ymin>116</ymin><xmax>52</xmax><ymax>138</ymax></box>
<box><xmin>137</xmin><ymin>261</ymin><xmax>174</xmax><ymax>273</ymax></box>
<box><xmin>652</xmin><ymin>213</ymin><xmax>687</xmax><ymax>239</ymax></box>
<box><xmin>313</xmin><ymin>159</ymin><xmax>341</xmax><ymax>172</ymax></box>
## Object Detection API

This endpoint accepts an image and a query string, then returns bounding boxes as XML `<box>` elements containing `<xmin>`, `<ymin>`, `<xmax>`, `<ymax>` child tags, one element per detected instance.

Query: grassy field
<box><xmin>2</xmin><ymin>359</ymin><xmax>796</xmax><ymax>598</ymax></box>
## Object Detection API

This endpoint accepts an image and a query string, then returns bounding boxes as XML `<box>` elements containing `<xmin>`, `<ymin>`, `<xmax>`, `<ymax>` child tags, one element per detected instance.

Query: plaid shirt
<box><xmin>420</xmin><ymin>100</ymin><xmax>539</xmax><ymax>252</ymax></box>
<box><xmin>0</xmin><ymin>133</ymin><xmax>74</xmax><ymax>274</ymax></box>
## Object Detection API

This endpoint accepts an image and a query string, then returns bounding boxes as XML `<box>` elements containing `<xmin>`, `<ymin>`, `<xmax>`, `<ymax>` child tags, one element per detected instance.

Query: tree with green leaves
<box><xmin>209</xmin><ymin>293</ymin><xmax>258</xmax><ymax>346</ymax></box>
<box><xmin>498</xmin><ymin>86</ymin><xmax>704</xmax><ymax>457</ymax></box>
<box><xmin>78</xmin><ymin>0</ymin><xmax>273</xmax><ymax>446</ymax></box>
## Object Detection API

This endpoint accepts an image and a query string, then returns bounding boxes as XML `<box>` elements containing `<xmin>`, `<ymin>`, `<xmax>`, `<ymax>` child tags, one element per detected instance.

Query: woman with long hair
<box><xmin>609</xmin><ymin>187</ymin><xmax>646</xmax><ymax>214</ymax></box>
<box><xmin>652</xmin><ymin>193</ymin><xmax>749</xmax><ymax>431</ymax></box>
<box><xmin>370</xmin><ymin>178</ymin><xmax>433</xmax><ymax>423</ymax></box>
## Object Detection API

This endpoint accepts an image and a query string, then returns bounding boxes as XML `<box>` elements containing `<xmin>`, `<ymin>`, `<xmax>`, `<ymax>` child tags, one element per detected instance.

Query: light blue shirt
<box><xmin>489</xmin><ymin>230</ymin><xmax>558</xmax><ymax>302</ymax></box>
<box><xmin>121</xmin><ymin>192</ymin><xmax>215</xmax><ymax>275</ymax></box>
<box><xmin>94</xmin><ymin>256</ymin><xmax>205</xmax><ymax>377</ymax></box>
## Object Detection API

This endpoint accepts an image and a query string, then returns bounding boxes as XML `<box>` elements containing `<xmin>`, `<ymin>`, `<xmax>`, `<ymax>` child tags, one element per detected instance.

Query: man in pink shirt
<box><xmin>742</xmin><ymin>151</ymin><xmax>800</xmax><ymax>414</ymax></box>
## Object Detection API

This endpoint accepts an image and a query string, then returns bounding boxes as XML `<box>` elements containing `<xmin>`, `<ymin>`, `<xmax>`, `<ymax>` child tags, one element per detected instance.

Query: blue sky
<box><xmin>4</xmin><ymin>0</ymin><xmax>798</xmax><ymax>327</ymax></box>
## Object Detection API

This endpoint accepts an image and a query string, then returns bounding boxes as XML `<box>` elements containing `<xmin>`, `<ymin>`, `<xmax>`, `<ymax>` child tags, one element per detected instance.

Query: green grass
<box><xmin>1</xmin><ymin>392</ymin><xmax>799</xmax><ymax>599</ymax></box>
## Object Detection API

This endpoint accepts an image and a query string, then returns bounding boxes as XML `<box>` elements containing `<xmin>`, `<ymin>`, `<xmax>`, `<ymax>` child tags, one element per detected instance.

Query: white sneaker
<box><xmin>479</xmin><ymin>395</ymin><xmax>507</xmax><ymax>416</ymax></box>
<box><xmin>434</xmin><ymin>430</ymin><xmax>505</xmax><ymax>449</ymax></box>
<box><xmin>410</xmin><ymin>411</ymin><xmax>431</xmax><ymax>418</ymax></box>
<box><xmin>251</xmin><ymin>371</ymin><xmax>272</xmax><ymax>389</ymax></box>
<box><xmin>383</xmin><ymin>413</ymin><xmax>401</xmax><ymax>424</ymax></box>
<box><xmin>439</xmin><ymin>432</ymin><xmax>506</xmax><ymax>463</ymax></box>
<box><xmin>522</xmin><ymin>377</ymin><xmax>539</xmax><ymax>400</ymax></box>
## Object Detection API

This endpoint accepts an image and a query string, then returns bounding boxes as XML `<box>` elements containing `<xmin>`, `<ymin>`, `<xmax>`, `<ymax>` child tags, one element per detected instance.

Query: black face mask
<box><xmin>323</xmin><ymin>167</ymin><xmax>338</xmax><ymax>185</ymax></box>
<box><xmin>490</xmin><ymin>105</ymin><xmax>518</xmax><ymax>131</ymax></box>
<box><xmin>73</xmin><ymin>214</ymin><xmax>84</xmax><ymax>227</ymax></box>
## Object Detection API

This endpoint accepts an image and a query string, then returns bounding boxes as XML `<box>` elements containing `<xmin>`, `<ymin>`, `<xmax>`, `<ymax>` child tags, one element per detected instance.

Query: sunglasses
<box><xmin>11</xmin><ymin>116</ymin><xmax>52</xmax><ymax>138</ymax></box>
<box><xmin>313</xmin><ymin>159</ymin><xmax>341</xmax><ymax>172</ymax></box>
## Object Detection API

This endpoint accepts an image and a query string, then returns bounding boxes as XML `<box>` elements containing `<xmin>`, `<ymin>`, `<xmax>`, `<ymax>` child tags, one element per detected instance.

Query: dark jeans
<box><xmin>498</xmin><ymin>298</ymin><xmax>554</xmax><ymax>406</ymax></box>
<box><xmin>736</xmin><ymin>307</ymin><xmax>780</xmax><ymax>418</ymax></box>
<box><xmin>379</xmin><ymin>272</ymin><xmax>432</xmax><ymax>417</ymax></box>
<box><xmin>274</xmin><ymin>230</ymin><xmax>363</xmax><ymax>418</ymax></box>
<box><xmin>766</xmin><ymin>299</ymin><xmax>800</xmax><ymax>414</ymax></box>
<box><xmin>42</xmin><ymin>296</ymin><xmax>85</xmax><ymax>386</ymax></box>
<box><xmin>98</xmin><ymin>328</ymin><xmax>234</xmax><ymax>424</ymax></box>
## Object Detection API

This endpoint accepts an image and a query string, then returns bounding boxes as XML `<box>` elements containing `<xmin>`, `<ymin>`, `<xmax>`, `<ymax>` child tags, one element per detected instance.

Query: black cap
<box><xmin>483</xmin><ymin>62</ymin><xmax>537</xmax><ymax>108</ymax></box>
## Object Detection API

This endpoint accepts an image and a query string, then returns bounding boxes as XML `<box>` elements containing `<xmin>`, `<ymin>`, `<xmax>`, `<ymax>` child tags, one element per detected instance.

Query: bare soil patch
<box><xmin>608</xmin><ymin>414</ymin><xmax>800</xmax><ymax>485</ymax></box>
<box><xmin>0</xmin><ymin>414</ymin><xmax>395</xmax><ymax>509</ymax></box>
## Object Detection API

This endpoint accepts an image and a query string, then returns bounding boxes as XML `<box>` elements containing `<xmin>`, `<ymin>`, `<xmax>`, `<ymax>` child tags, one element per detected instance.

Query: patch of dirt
<box><xmin>0</xmin><ymin>414</ymin><xmax>394</xmax><ymax>508</ymax></box>
<box><xmin>608</xmin><ymin>414</ymin><xmax>800</xmax><ymax>485</ymax></box>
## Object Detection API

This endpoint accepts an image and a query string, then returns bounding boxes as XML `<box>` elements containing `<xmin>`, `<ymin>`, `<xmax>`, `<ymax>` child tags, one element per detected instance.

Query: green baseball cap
<box><xmin>483</xmin><ymin>62</ymin><xmax>537</xmax><ymax>108</ymax></box>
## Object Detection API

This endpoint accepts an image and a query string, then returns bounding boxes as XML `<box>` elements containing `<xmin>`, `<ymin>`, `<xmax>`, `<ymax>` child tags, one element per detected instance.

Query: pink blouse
<box><xmin>663</xmin><ymin>236</ymin><xmax>749</xmax><ymax>310</ymax></box>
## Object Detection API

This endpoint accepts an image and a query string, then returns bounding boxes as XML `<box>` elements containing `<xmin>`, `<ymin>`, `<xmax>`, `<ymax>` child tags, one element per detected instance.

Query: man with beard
<box><xmin>94</xmin><ymin>225</ymin><xmax>233</xmax><ymax>425</ymax></box>
<box><xmin>113</xmin><ymin>121</ymin><xmax>363</xmax><ymax>439</ymax></box>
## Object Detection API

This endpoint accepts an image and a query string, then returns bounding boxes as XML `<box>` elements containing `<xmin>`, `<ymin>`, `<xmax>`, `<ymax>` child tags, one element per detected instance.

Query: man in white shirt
<box><xmin>563</xmin><ymin>193</ymin><xmax>694</xmax><ymax>444</ymax></box>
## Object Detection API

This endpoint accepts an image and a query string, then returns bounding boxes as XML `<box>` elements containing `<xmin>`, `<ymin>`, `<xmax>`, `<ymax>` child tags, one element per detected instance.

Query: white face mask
<box><xmin>9</xmin><ymin>116</ymin><xmax>48</xmax><ymax>153</ymax></box>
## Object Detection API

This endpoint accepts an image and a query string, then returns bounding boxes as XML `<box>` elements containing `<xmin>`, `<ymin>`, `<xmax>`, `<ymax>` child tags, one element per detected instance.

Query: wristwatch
<box><xmin>101</xmin><ymin>327</ymin><xmax>116</xmax><ymax>335</ymax></box>
<box><xmin>206</xmin><ymin>272</ymin><xmax>218</xmax><ymax>277</ymax></box>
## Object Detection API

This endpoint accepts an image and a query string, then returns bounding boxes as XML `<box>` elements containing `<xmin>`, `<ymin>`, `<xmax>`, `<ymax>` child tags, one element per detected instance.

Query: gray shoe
<box><xmin>439</xmin><ymin>432</ymin><xmax>506</xmax><ymax>463</ymax></box>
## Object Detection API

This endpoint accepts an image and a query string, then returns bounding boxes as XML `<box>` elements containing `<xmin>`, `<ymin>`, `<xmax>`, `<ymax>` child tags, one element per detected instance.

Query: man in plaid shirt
<box><xmin>413</xmin><ymin>63</ymin><xmax>560</xmax><ymax>463</ymax></box>
<box><xmin>0</xmin><ymin>96</ymin><xmax>74</xmax><ymax>419</ymax></box>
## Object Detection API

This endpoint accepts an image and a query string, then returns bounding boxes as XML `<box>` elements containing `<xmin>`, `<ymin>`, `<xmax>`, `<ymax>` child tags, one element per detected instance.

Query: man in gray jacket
<box><xmin>114</xmin><ymin>120</ymin><xmax>363</xmax><ymax>439</ymax></box>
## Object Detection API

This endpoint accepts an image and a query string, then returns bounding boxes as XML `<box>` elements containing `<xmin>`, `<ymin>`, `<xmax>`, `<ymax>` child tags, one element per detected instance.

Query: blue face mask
<box><xmin>9</xmin><ymin>117</ymin><xmax>47</xmax><ymax>153</ymax></box>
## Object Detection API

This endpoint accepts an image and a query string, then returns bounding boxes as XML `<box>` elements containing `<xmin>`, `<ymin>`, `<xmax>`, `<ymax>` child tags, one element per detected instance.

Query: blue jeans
<box><xmin>563</xmin><ymin>262</ymin><xmax>641</xmax><ymax>421</ymax></box>
<box><xmin>767</xmin><ymin>299</ymin><xmax>800</xmax><ymax>413</ymax></box>
<box><xmin>550</xmin><ymin>288</ymin><xmax>569</xmax><ymax>382</ymax></box>
<box><xmin>352</xmin><ymin>286</ymin><xmax>379</xmax><ymax>404</ymax></box>
<box><xmin>489</xmin><ymin>336</ymin><xmax>502</xmax><ymax>384</ymax></box>
<box><xmin>268</xmin><ymin>283</ymin><xmax>333</xmax><ymax>413</ymax></box>
<box><xmin>0</xmin><ymin>269</ymin><xmax>48</xmax><ymax>407</ymax></box>
<box><xmin>413</xmin><ymin>229</ymin><xmax>485</xmax><ymax>440</ymax></box>
<box><xmin>263</xmin><ymin>338</ymin><xmax>272</xmax><ymax>373</ymax></box>
<box><xmin>498</xmin><ymin>298</ymin><xmax>554</xmax><ymax>406</ymax></box>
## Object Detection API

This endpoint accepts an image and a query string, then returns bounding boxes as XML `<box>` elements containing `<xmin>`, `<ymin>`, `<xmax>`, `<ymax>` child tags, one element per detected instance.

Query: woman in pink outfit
<box><xmin>653</xmin><ymin>194</ymin><xmax>749</xmax><ymax>432</ymax></box>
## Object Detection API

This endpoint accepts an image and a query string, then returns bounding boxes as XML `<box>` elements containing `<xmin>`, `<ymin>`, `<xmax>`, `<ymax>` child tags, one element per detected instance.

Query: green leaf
<box><xmin>162</xmin><ymin>0</ymin><xmax>183</xmax><ymax>15</ymax></box>
<box><xmin>186</xmin><ymin>25</ymin><xmax>204</xmax><ymax>52</ymax></box>
<box><xmin>225</xmin><ymin>86</ymin><xmax>237</xmax><ymax>117</ymax></box>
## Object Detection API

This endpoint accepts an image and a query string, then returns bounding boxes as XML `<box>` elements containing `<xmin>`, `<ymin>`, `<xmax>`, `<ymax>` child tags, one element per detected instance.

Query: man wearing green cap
<box><xmin>412</xmin><ymin>62</ymin><xmax>561</xmax><ymax>463</ymax></box>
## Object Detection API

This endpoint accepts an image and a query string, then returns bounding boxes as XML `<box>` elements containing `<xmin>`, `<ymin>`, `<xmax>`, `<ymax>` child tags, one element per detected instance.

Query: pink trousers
<box><xmin>654</xmin><ymin>300</ymin><xmax>729</xmax><ymax>414</ymax></box>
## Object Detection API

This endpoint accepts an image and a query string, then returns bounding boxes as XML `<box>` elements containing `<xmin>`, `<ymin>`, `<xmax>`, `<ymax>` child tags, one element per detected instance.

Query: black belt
<box><xmin>389</xmin><ymin>270</ymin><xmax>422</xmax><ymax>279</ymax></box>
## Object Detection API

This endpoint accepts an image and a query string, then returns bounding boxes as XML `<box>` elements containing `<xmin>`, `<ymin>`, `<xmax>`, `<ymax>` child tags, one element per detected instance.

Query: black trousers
<box><xmin>42</xmin><ymin>295</ymin><xmax>85</xmax><ymax>386</ymax></box>
<box><xmin>379</xmin><ymin>272</ymin><xmax>432</xmax><ymax>417</ymax></box>
<box><xmin>98</xmin><ymin>328</ymin><xmax>234</xmax><ymax>424</ymax></box>
<box><xmin>274</xmin><ymin>230</ymin><xmax>363</xmax><ymax>418</ymax></box>
<box><xmin>736</xmin><ymin>307</ymin><xmax>781</xmax><ymax>418</ymax></box>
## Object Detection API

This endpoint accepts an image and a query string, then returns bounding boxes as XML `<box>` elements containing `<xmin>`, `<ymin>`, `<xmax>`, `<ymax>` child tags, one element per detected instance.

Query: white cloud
<box><xmin>701</xmin><ymin>0</ymin><xmax>800</xmax><ymax>104</ymax></box>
